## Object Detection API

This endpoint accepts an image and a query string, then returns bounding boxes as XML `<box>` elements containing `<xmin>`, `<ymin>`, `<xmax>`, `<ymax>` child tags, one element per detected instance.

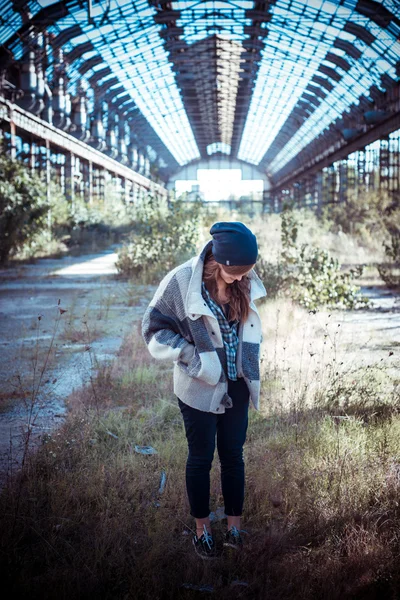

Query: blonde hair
<box><xmin>202</xmin><ymin>248</ymin><xmax>254</xmax><ymax>322</ymax></box>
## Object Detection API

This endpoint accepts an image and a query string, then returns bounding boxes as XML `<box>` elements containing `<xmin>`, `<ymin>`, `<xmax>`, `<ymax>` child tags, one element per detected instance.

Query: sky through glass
<box><xmin>1</xmin><ymin>0</ymin><xmax>399</xmax><ymax>175</ymax></box>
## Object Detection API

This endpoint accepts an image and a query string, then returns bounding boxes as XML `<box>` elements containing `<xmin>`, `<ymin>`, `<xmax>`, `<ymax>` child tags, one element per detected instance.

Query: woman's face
<box><xmin>218</xmin><ymin>265</ymin><xmax>253</xmax><ymax>285</ymax></box>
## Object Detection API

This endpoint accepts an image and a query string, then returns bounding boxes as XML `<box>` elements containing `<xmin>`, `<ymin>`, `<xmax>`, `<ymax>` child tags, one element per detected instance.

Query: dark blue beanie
<box><xmin>210</xmin><ymin>222</ymin><xmax>258</xmax><ymax>266</ymax></box>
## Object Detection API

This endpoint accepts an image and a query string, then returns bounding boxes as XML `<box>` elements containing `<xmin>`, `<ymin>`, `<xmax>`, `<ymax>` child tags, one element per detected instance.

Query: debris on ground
<box><xmin>134</xmin><ymin>444</ymin><xmax>157</xmax><ymax>455</ymax></box>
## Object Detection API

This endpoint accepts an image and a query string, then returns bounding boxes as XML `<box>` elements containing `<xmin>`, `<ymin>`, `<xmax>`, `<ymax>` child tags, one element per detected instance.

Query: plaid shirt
<box><xmin>201</xmin><ymin>281</ymin><xmax>239</xmax><ymax>380</ymax></box>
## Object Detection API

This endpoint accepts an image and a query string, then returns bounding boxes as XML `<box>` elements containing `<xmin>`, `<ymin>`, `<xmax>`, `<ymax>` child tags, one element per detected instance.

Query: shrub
<box><xmin>47</xmin><ymin>183</ymin><xmax>134</xmax><ymax>252</ymax></box>
<box><xmin>321</xmin><ymin>190</ymin><xmax>392</xmax><ymax>239</ymax></box>
<box><xmin>116</xmin><ymin>195</ymin><xmax>203</xmax><ymax>281</ymax></box>
<box><xmin>12</xmin><ymin>184</ymin><xmax>115</xmax><ymax>259</ymax></box>
<box><xmin>255</xmin><ymin>257</ymin><xmax>287</xmax><ymax>299</ymax></box>
<box><xmin>377</xmin><ymin>196</ymin><xmax>400</xmax><ymax>288</ymax></box>
<box><xmin>322</xmin><ymin>189</ymin><xmax>400</xmax><ymax>289</ymax></box>
<box><xmin>257</xmin><ymin>204</ymin><xmax>369</xmax><ymax>310</ymax></box>
<box><xmin>0</xmin><ymin>154</ymin><xmax>50</xmax><ymax>264</ymax></box>
<box><xmin>378</xmin><ymin>230</ymin><xmax>400</xmax><ymax>288</ymax></box>
<box><xmin>291</xmin><ymin>245</ymin><xmax>367</xmax><ymax>310</ymax></box>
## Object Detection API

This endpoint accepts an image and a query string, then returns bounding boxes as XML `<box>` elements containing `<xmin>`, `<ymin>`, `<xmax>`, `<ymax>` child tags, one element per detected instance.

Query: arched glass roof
<box><xmin>1</xmin><ymin>0</ymin><xmax>399</xmax><ymax>178</ymax></box>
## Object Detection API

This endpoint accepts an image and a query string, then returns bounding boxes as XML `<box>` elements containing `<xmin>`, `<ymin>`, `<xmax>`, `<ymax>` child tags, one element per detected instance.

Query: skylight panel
<box><xmin>207</xmin><ymin>142</ymin><xmax>231</xmax><ymax>155</ymax></box>
<box><xmin>37</xmin><ymin>0</ymin><xmax>60</xmax><ymax>6</ymax></box>
<box><xmin>238</xmin><ymin>0</ymin><xmax>399</xmax><ymax>167</ymax></box>
<box><xmin>173</xmin><ymin>0</ymin><xmax>251</xmax><ymax>44</ymax></box>
<box><xmin>321</xmin><ymin>2</ymin><xmax>337</xmax><ymax>15</ymax></box>
<box><xmin>47</xmin><ymin>4</ymin><xmax>200</xmax><ymax>165</ymax></box>
<box><xmin>238</xmin><ymin>0</ymin><xmax>345</xmax><ymax>164</ymax></box>
<box><xmin>267</xmin><ymin>54</ymin><xmax>394</xmax><ymax>176</ymax></box>
<box><xmin>0</xmin><ymin>17</ymin><xmax>21</xmax><ymax>46</ymax></box>
<box><xmin>2</xmin><ymin>0</ymin><xmax>399</xmax><ymax>173</ymax></box>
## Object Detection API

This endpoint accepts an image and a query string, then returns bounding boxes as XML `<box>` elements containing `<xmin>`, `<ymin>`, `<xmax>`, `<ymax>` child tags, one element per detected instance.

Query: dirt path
<box><xmin>0</xmin><ymin>248</ymin><xmax>154</xmax><ymax>486</ymax></box>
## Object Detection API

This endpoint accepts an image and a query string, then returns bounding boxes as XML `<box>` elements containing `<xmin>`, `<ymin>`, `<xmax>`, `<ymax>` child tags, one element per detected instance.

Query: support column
<box><xmin>274</xmin><ymin>190</ymin><xmax>281</xmax><ymax>211</ymax></box>
<box><xmin>123</xmin><ymin>178</ymin><xmax>130</xmax><ymax>205</ymax></box>
<box><xmin>65</xmin><ymin>151</ymin><xmax>75</xmax><ymax>210</ymax></box>
<box><xmin>45</xmin><ymin>138</ymin><xmax>51</xmax><ymax>228</ymax></box>
<box><xmin>304</xmin><ymin>176</ymin><xmax>312</xmax><ymax>207</ymax></box>
<box><xmin>357</xmin><ymin>148</ymin><xmax>366</xmax><ymax>198</ymax></box>
<box><xmin>130</xmin><ymin>181</ymin><xmax>137</xmax><ymax>204</ymax></box>
<box><xmin>60</xmin><ymin>152</ymin><xmax>66</xmax><ymax>196</ymax></box>
<box><xmin>262</xmin><ymin>189</ymin><xmax>269</xmax><ymax>214</ymax></box>
<box><xmin>30</xmin><ymin>138</ymin><xmax>36</xmax><ymax>174</ymax></box>
<box><xmin>88</xmin><ymin>160</ymin><xmax>93</xmax><ymax>205</ymax></box>
<box><xmin>316</xmin><ymin>171</ymin><xmax>323</xmax><ymax>215</ymax></box>
<box><xmin>389</xmin><ymin>131</ymin><xmax>399</xmax><ymax>195</ymax></box>
<box><xmin>379</xmin><ymin>137</ymin><xmax>389</xmax><ymax>191</ymax></box>
<box><xmin>299</xmin><ymin>179</ymin><xmax>306</xmax><ymax>207</ymax></box>
<box><xmin>338</xmin><ymin>160</ymin><xmax>348</xmax><ymax>204</ymax></box>
<box><xmin>10</xmin><ymin>114</ymin><xmax>16</xmax><ymax>160</ymax></box>
<box><xmin>293</xmin><ymin>182</ymin><xmax>300</xmax><ymax>207</ymax></box>
<box><xmin>101</xmin><ymin>169</ymin><xmax>106</xmax><ymax>203</ymax></box>
<box><xmin>347</xmin><ymin>156</ymin><xmax>356</xmax><ymax>197</ymax></box>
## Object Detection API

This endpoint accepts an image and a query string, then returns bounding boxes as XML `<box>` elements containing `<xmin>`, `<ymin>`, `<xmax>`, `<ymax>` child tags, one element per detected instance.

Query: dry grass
<box><xmin>0</xmin><ymin>210</ymin><xmax>397</xmax><ymax>599</ymax></box>
<box><xmin>245</xmin><ymin>209</ymin><xmax>386</xmax><ymax>267</ymax></box>
<box><xmin>1</xmin><ymin>302</ymin><xmax>399</xmax><ymax>599</ymax></box>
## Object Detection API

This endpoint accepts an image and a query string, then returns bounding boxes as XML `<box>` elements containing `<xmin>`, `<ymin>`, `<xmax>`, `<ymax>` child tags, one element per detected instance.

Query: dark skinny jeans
<box><xmin>177</xmin><ymin>377</ymin><xmax>250</xmax><ymax>519</ymax></box>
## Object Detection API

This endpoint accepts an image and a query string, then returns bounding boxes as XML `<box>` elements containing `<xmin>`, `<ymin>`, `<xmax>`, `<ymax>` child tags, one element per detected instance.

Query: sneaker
<box><xmin>223</xmin><ymin>525</ymin><xmax>243</xmax><ymax>549</ymax></box>
<box><xmin>192</xmin><ymin>524</ymin><xmax>217</xmax><ymax>560</ymax></box>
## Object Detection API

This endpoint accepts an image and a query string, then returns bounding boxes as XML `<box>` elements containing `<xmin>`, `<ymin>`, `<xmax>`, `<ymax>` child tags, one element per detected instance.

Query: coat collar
<box><xmin>186</xmin><ymin>239</ymin><xmax>267</xmax><ymax>319</ymax></box>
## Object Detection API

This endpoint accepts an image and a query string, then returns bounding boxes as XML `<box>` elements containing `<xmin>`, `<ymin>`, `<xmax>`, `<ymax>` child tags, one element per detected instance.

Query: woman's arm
<box><xmin>141</xmin><ymin>272</ymin><xmax>194</xmax><ymax>363</ymax></box>
<box><xmin>142</xmin><ymin>270</ymin><xmax>222</xmax><ymax>386</ymax></box>
<box><xmin>142</xmin><ymin>301</ymin><xmax>193</xmax><ymax>362</ymax></box>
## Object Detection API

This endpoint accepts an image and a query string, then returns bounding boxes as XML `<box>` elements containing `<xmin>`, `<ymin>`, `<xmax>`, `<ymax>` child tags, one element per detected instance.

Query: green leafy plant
<box><xmin>255</xmin><ymin>257</ymin><xmax>287</xmax><ymax>299</ymax></box>
<box><xmin>378</xmin><ymin>230</ymin><xmax>400</xmax><ymax>288</ymax></box>
<box><xmin>321</xmin><ymin>190</ymin><xmax>391</xmax><ymax>238</ymax></box>
<box><xmin>0</xmin><ymin>154</ymin><xmax>50</xmax><ymax>264</ymax></box>
<box><xmin>283</xmin><ymin>205</ymin><xmax>369</xmax><ymax>310</ymax></box>
<box><xmin>257</xmin><ymin>204</ymin><xmax>369</xmax><ymax>309</ymax></box>
<box><xmin>116</xmin><ymin>195</ymin><xmax>203</xmax><ymax>281</ymax></box>
<box><xmin>291</xmin><ymin>245</ymin><xmax>366</xmax><ymax>310</ymax></box>
<box><xmin>322</xmin><ymin>189</ymin><xmax>400</xmax><ymax>289</ymax></box>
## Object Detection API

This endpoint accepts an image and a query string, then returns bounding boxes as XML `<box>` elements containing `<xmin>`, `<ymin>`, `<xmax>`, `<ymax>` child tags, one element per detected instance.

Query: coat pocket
<box><xmin>178</xmin><ymin>348</ymin><xmax>221</xmax><ymax>386</ymax></box>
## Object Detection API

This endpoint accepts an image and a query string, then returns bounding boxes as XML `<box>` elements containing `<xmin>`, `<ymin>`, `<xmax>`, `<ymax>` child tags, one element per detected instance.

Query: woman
<box><xmin>142</xmin><ymin>222</ymin><xmax>266</xmax><ymax>559</ymax></box>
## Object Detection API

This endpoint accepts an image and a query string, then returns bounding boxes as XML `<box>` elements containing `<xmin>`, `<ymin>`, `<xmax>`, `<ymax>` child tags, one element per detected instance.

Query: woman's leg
<box><xmin>178</xmin><ymin>398</ymin><xmax>217</xmax><ymax>535</ymax></box>
<box><xmin>216</xmin><ymin>378</ymin><xmax>250</xmax><ymax>530</ymax></box>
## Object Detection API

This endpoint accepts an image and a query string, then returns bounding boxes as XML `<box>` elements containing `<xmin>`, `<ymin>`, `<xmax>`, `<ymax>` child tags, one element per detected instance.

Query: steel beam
<box><xmin>0</xmin><ymin>95</ymin><xmax>167</xmax><ymax>196</ymax></box>
<box><xmin>270</xmin><ymin>111</ymin><xmax>400</xmax><ymax>192</ymax></box>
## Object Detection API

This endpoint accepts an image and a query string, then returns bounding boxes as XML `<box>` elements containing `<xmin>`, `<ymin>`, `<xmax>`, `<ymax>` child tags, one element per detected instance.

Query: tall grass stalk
<box><xmin>10</xmin><ymin>301</ymin><xmax>66</xmax><ymax>535</ymax></box>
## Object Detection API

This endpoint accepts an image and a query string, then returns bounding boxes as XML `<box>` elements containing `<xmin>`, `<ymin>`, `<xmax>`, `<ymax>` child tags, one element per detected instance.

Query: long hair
<box><xmin>202</xmin><ymin>247</ymin><xmax>254</xmax><ymax>322</ymax></box>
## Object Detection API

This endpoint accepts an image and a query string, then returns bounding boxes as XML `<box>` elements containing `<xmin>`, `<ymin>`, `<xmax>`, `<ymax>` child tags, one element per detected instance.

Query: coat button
<box><xmin>211</xmin><ymin>331</ymin><xmax>215</xmax><ymax>335</ymax></box>
<box><xmin>216</xmin><ymin>407</ymin><xmax>219</xmax><ymax>411</ymax></box>
<box><xmin>251</xmin><ymin>324</ymin><xmax>253</xmax><ymax>327</ymax></box>
<box><xmin>192</xmin><ymin>314</ymin><xmax>195</xmax><ymax>317</ymax></box>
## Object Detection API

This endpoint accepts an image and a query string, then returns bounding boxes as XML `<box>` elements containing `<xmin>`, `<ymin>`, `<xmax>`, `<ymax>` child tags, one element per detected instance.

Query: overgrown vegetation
<box><xmin>20</xmin><ymin>183</ymin><xmax>134</xmax><ymax>260</ymax></box>
<box><xmin>116</xmin><ymin>195</ymin><xmax>203</xmax><ymax>282</ymax></box>
<box><xmin>1</xmin><ymin>154</ymin><xmax>398</xmax><ymax>599</ymax></box>
<box><xmin>322</xmin><ymin>190</ymin><xmax>400</xmax><ymax>289</ymax></box>
<box><xmin>257</xmin><ymin>204</ymin><xmax>369</xmax><ymax>310</ymax></box>
<box><xmin>322</xmin><ymin>189</ymin><xmax>393</xmax><ymax>239</ymax></box>
<box><xmin>0</xmin><ymin>153</ymin><xmax>141</xmax><ymax>263</ymax></box>
<box><xmin>3</xmin><ymin>151</ymin><xmax>397</xmax><ymax>295</ymax></box>
<box><xmin>1</xmin><ymin>309</ymin><xmax>399</xmax><ymax>600</ymax></box>
<box><xmin>0</xmin><ymin>154</ymin><xmax>50</xmax><ymax>264</ymax></box>
<box><xmin>378</xmin><ymin>223</ymin><xmax>400</xmax><ymax>289</ymax></box>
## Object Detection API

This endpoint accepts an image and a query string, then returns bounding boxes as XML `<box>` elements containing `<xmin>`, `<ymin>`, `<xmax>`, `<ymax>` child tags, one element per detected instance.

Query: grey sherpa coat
<box><xmin>141</xmin><ymin>239</ymin><xmax>267</xmax><ymax>413</ymax></box>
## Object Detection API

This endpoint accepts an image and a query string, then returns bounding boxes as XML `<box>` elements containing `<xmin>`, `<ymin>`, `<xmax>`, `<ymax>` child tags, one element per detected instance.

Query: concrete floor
<box><xmin>0</xmin><ymin>249</ymin><xmax>153</xmax><ymax>486</ymax></box>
